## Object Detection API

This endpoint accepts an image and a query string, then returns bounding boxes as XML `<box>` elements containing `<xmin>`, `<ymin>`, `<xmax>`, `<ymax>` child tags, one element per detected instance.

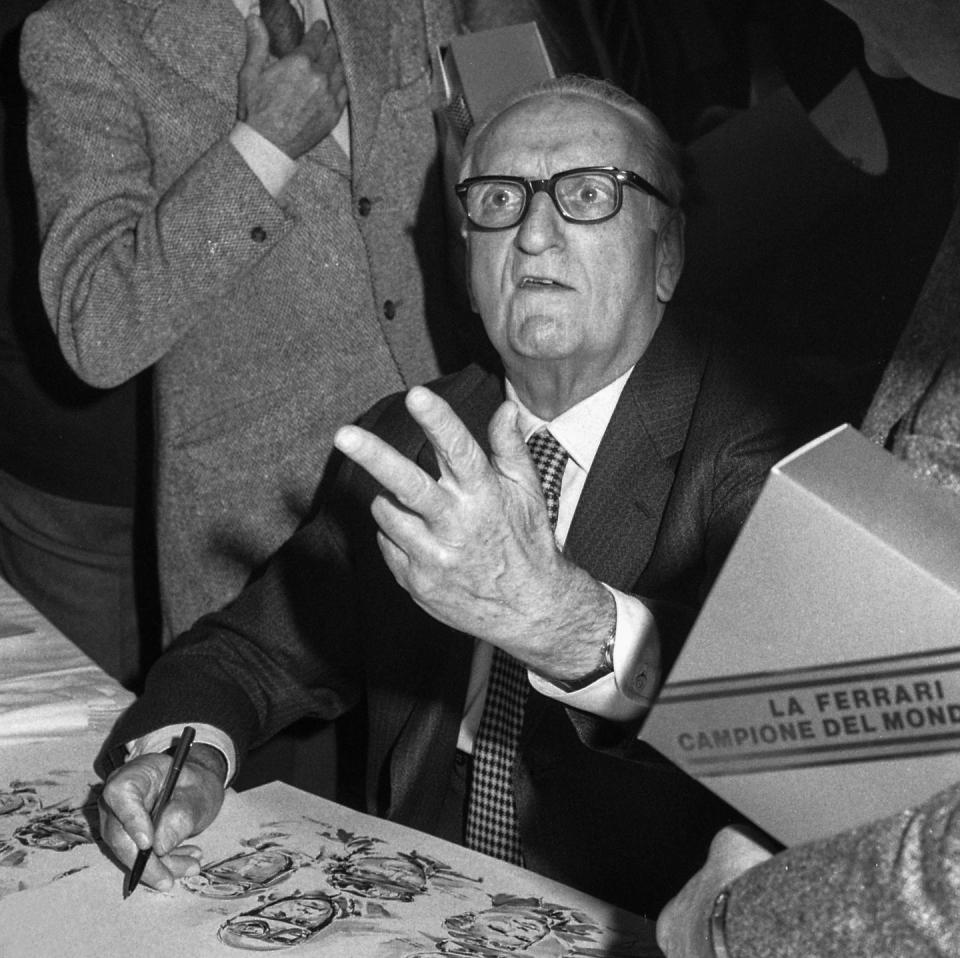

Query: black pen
<box><xmin>125</xmin><ymin>725</ymin><xmax>196</xmax><ymax>898</ymax></box>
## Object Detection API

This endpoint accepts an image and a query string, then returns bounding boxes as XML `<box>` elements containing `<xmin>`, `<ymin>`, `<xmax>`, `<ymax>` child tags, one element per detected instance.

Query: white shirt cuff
<box><xmin>229</xmin><ymin>122</ymin><xmax>299</xmax><ymax>198</ymax></box>
<box><xmin>126</xmin><ymin>724</ymin><xmax>237</xmax><ymax>786</ymax></box>
<box><xmin>528</xmin><ymin>586</ymin><xmax>658</xmax><ymax>722</ymax></box>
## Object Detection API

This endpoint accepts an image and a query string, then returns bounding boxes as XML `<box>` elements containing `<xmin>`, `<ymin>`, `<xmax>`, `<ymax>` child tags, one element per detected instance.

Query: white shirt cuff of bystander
<box><xmin>229</xmin><ymin>121</ymin><xmax>299</xmax><ymax>198</ymax></box>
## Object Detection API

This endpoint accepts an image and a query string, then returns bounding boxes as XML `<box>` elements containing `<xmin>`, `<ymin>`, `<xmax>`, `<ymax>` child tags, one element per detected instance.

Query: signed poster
<box><xmin>0</xmin><ymin>780</ymin><xmax>659</xmax><ymax>957</ymax></box>
<box><xmin>0</xmin><ymin>732</ymin><xmax>107</xmax><ymax>899</ymax></box>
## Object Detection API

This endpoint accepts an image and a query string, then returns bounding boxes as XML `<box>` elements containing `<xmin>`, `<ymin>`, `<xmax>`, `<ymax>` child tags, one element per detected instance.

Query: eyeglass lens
<box><xmin>465</xmin><ymin>170</ymin><xmax>621</xmax><ymax>228</ymax></box>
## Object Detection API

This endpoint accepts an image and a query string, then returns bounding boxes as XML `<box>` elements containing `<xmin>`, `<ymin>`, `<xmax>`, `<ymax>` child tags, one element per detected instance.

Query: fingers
<box><xmin>405</xmin><ymin>386</ymin><xmax>491</xmax><ymax>487</ymax></box>
<box><xmin>710</xmin><ymin>824</ymin><xmax>774</xmax><ymax>872</ymax></box>
<box><xmin>335</xmin><ymin>423</ymin><xmax>443</xmax><ymax>520</ymax></box>
<box><xmin>101</xmin><ymin>756</ymin><xmax>164</xmax><ymax>853</ymax></box>
<box><xmin>238</xmin><ymin>15</ymin><xmax>271</xmax><ymax>121</ymax></box>
<box><xmin>99</xmin><ymin>754</ymin><xmax>224</xmax><ymax>891</ymax></box>
<box><xmin>235</xmin><ymin>14</ymin><xmax>348</xmax><ymax>158</ymax></box>
<box><xmin>298</xmin><ymin>18</ymin><xmax>331</xmax><ymax>62</ymax></box>
<box><xmin>151</xmin><ymin>795</ymin><xmax>200</xmax><ymax>857</ymax></box>
<box><xmin>99</xmin><ymin>757</ymin><xmax>184</xmax><ymax>891</ymax></box>
<box><xmin>295</xmin><ymin>21</ymin><xmax>342</xmax><ymax>86</ymax></box>
<box><xmin>335</xmin><ymin>387</ymin><xmax>492</xmax><ymax>524</ymax></box>
<box><xmin>487</xmin><ymin>400</ymin><xmax>540</xmax><ymax>484</ymax></box>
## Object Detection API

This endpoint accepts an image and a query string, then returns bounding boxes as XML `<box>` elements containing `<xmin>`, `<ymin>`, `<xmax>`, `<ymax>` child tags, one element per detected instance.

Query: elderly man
<box><xmin>98</xmin><ymin>76</ymin><xmax>795</xmax><ymax>917</ymax></box>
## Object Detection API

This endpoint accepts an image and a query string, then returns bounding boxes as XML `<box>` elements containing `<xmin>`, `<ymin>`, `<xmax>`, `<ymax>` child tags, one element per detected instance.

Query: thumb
<box><xmin>709</xmin><ymin>825</ymin><xmax>774</xmax><ymax>879</ymax></box>
<box><xmin>237</xmin><ymin>15</ymin><xmax>270</xmax><ymax>121</ymax></box>
<box><xmin>488</xmin><ymin>400</ymin><xmax>538</xmax><ymax>485</ymax></box>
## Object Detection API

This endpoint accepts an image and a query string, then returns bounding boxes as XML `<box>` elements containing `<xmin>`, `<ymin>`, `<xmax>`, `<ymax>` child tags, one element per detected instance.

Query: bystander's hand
<box><xmin>98</xmin><ymin>744</ymin><xmax>227</xmax><ymax>891</ymax></box>
<box><xmin>657</xmin><ymin>825</ymin><xmax>773</xmax><ymax>957</ymax></box>
<box><xmin>238</xmin><ymin>15</ymin><xmax>348</xmax><ymax>159</ymax></box>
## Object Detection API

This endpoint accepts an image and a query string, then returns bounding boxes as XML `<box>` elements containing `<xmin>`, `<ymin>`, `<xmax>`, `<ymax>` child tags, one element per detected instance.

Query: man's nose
<box><xmin>515</xmin><ymin>192</ymin><xmax>564</xmax><ymax>253</ymax></box>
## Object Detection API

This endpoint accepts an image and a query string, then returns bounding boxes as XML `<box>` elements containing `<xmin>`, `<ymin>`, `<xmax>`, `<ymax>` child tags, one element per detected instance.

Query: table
<box><xmin>0</xmin><ymin>574</ymin><xmax>134</xmax><ymax>898</ymax></box>
<box><xmin>0</xmin><ymin>577</ymin><xmax>662</xmax><ymax>956</ymax></box>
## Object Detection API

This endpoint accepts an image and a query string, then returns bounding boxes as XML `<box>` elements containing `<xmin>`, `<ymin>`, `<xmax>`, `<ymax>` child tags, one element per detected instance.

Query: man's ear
<box><xmin>655</xmin><ymin>210</ymin><xmax>685</xmax><ymax>303</ymax></box>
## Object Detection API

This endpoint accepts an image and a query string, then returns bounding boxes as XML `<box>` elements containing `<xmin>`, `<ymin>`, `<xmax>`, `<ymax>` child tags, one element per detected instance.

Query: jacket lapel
<box><xmin>565</xmin><ymin>309</ymin><xmax>705</xmax><ymax>589</ymax></box>
<box><xmin>371</xmin><ymin>370</ymin><xmax>504</xmax><ymax>760</ymax></box>
<box><xmin>142</xmin><ymin>0</ymin><xmax>245</xmax><ymax>108</ymax></box>
<box><xmin>326</xmin><ymin>0</ymin><xmax>393</xmax><ymax>175</ymax></box>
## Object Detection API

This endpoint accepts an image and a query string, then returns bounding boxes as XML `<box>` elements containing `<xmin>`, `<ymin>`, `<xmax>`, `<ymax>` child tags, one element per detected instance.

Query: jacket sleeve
<box><xmin>20</xmin><ymin>7</ymin><xmax>294</xmax><ymax>386</ymax></box>
<box><xmin>723</xmin><ymin>781</ymin><xmax>960</xmax><ymax>957</ymax></box>
<box><xmin>107</xmin><ymin>454</ymin><xmax>373</xmax><ymax>768</ymax></box>
<box><xmin>105</xmin><ymin>385</ymin><xmax>413</xmax><ymax>770</ymax></box>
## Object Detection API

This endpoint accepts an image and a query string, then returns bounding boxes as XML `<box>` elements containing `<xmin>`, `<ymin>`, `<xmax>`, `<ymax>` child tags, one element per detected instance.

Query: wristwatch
<box><xmin>709</xmin><ymin>887</ymin><xmax>732</xmax><ymax>958</ymax></box>
<box><xmin>551</xmin><ymin>624</ymin><xmax>615</xmax><ymax>692</ymax></box>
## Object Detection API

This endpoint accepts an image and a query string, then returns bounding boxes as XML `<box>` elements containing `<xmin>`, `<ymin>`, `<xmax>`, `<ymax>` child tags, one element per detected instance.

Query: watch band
<box><xmin>709</xmin><ymin>887</ymin><xmax>732</xmax><ymax>958</ymax></box>
<box><xmin>551</xmin><ymin>622</ymin><xmax>616</xmax><ymax>692</ymax></box>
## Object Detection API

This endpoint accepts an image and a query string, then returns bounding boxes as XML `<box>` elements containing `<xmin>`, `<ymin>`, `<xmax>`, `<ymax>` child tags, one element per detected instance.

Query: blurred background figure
<box><xmin>524</xmin><ymin>0</ymin><xmax>960</xmax><ymax>432</ymax></box>
<box><xmin>657</xmin><ymin>1</ymin><xmax>960</xmax><ymax>955</ymax></box>
<box><xmin>0</xmin><ymin>0</ymin><xmax>158</xmax><ymax>691</ymax></box>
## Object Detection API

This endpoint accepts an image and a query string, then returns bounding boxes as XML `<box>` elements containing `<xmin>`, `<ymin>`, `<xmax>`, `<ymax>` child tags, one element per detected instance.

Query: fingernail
<box><xmin>334</xmin><ymin>427</ymin><xmax>357</xmax><ymax>452</ymax></box>
<box><xmin>134</xmin><ymin>831</ymin><xmax>150</xmax><ymax>850</ymax></box>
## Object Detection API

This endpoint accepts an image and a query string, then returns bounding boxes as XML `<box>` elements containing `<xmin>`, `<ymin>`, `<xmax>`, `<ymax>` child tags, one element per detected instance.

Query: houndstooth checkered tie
<box><xmin>464</xmin><ymin>430</ymin><xmax>568</xmax><ymax>864</ymax></box>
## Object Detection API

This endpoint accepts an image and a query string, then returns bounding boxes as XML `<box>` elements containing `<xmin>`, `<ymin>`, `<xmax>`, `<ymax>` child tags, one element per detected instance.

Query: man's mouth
<box><xmin>518</xmin><ymin>276</ymin><xmax>571</xmax><ymax>289</ymax></box>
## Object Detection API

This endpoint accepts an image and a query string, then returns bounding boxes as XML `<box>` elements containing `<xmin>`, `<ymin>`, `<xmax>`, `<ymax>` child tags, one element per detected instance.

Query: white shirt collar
<box><xmin>505</xmin><ymin>367</ymin><xmax>635</xmax><ymax>475</ymax></box>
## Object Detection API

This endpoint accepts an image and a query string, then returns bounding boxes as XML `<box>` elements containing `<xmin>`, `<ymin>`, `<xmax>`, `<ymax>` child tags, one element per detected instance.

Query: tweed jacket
<box><xmin>724</xmin><ymin>779</ymin><xmax>960</xmax><ymax>957</ymax></box>
<box><xmin>111</xmin><ymin>308</ymin><xmax>797</xmax><ymax>916</ymax></box>
<box><xmin>21</xmin><ymin>0</ymin><xmax>505</xmax><ymax>636</ymax></box>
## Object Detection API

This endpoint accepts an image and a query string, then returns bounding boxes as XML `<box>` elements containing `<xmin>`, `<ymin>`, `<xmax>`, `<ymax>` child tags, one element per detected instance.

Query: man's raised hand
<box><xmin>334</xmin><ymin>387</ymin><xmax>613</xmax><ymax>682</ymax></box>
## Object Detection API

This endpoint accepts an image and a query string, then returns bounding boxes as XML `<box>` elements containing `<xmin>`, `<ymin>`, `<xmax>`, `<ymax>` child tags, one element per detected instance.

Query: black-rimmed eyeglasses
<box><xmin>454</xmin><ymin>165</ymin><xmax>674</xmax><ymax>231</ymax></box>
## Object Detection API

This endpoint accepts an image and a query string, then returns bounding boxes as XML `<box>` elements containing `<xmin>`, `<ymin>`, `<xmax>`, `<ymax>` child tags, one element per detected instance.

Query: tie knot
<box><xmin>527</xmin><ymin>430</ymin><xmax>568</xmax><ymax>528</ymax></box>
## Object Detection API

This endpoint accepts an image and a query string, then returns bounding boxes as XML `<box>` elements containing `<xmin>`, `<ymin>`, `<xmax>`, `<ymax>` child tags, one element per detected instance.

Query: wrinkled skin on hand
<box><xmin>333</xmin><ymin>386</ymin><xmax>616</xmax><ymax>685</ymax></box>
<box><xmin>98</xmin><ymin>745</ymin><xmax>227</xmax><ymax>891</ymax></box>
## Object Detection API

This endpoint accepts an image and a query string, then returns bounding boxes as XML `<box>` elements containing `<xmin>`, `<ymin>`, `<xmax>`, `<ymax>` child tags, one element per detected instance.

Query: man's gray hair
<box><xmin>459</xmin><ymin>74</ymin><xmax>685</xmax><ymax>208</ymax></box>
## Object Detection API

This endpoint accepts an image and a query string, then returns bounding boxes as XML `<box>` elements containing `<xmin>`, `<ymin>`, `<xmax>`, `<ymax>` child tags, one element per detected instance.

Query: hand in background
<box><xmin>657</xmin><ymin>825</ymin><xmax>773</xmax><ymax>957</ymax></box>
<box><xmin>238</xmin><ymin>16</ymin><xmax>348</xmax><ymax>159</ymax></box>
<box><xmin>98</xmin><ymin>745</ymin><xmax>226</xmax><ymax>891</ymax></box>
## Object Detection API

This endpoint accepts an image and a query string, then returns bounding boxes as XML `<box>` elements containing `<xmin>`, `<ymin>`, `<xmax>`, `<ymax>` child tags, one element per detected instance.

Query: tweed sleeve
<box><xmin>20</xmin><ymin>5</ymin><xmax>293</xmax><ymax>386</ymax></box>
<box><xmin>723</xmin><ymin>781</ymin><xmax>960</xmax><ymax>957</ymax></box>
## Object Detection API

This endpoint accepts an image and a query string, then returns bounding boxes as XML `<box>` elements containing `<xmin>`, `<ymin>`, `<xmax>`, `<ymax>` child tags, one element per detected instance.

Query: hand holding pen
<box><xmin>125</xmin><ymin>726</ymin><xmax>196</xmax><ymax>896</ymax></box>
<box><xmin>98</xmin><ymin>727</ymin><xmax>228</xmax><ymax>896</ymax></box>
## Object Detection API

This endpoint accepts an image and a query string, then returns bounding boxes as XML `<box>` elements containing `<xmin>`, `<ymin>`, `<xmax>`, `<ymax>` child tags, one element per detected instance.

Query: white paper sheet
<box><xmin>0</xmin><ymin>781</ymin><xmax>659</xmax><ymax>957</ymax></box>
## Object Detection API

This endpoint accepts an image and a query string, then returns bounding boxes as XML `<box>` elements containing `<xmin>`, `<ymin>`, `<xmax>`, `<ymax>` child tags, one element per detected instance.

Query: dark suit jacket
<box><xmin>111</xmin><ymin>309</ymin><xmax>797</xmax><ymax>917</ymax></box>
